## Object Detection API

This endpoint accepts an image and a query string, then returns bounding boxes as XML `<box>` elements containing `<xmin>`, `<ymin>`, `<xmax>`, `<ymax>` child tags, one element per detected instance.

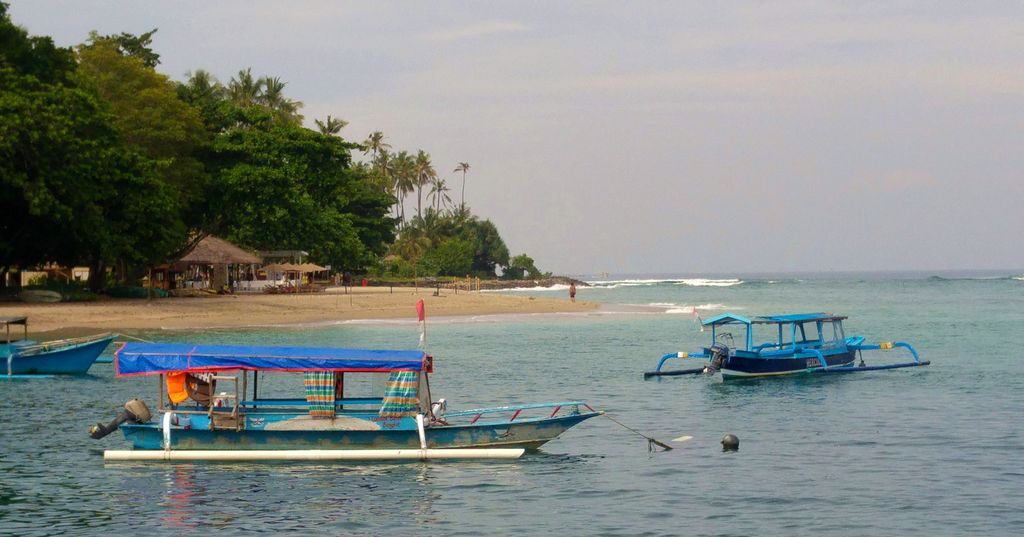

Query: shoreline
<box><xmin>1</xmin><ymin>286</ymin><xmax>596</xmax><ymax>339</ymax></box>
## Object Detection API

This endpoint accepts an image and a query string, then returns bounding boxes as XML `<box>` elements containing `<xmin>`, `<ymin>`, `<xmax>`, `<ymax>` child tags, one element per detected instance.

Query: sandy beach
<box><xmin>1</xmin><ymin>286</ymin><xmax>595</xmax><ymax>338</ymax></box>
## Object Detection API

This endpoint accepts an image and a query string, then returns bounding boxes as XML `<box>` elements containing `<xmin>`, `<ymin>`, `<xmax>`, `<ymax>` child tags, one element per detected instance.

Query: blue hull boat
<box><xmin>92</xmin><ymin>342</ymin><xmax>601</xmax><ymax>456</ymax></box>
<box><xmin>645</xmin><ymin>312</ymin><xmax>929</xmax><ymax>380</ymax></box>
<box><xmin>120</xmin><ymin>405</ymin><xmax>596</xmax><ymax>451</ymax></box>
<box><xmin>2</xmin><ymin>317</ymin><xmax>114</xmax><ymax>377</ymax></box>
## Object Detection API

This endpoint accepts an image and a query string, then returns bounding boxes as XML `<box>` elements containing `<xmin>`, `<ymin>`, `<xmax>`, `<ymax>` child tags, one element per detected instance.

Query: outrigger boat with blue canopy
<box><xmin>90</xmin><ymin>342</ymin><xmax>601</xmax><ymax>461</ymax></box>
<box><xmin>645</xmin><ymin>312</ymin><xmax>929</xmax><ymax>380</ymax></box>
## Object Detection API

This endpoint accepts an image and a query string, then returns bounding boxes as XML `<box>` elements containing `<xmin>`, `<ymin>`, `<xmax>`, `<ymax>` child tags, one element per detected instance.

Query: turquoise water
<box><xmin>2</xmin><ymin>272</ymin><xmax>1022</xmax><ymax>535</ymax></box>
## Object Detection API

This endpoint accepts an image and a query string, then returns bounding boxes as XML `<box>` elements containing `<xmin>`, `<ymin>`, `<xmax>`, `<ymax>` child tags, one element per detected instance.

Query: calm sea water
<box><xmin>2</xmin><ymin>272</ymin><xmax>1022</xmax><ymax>536</ymax></box>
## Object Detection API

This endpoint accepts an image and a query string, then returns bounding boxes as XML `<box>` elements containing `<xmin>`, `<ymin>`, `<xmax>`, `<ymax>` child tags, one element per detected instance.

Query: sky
<box><xmin>9</xmin><ymin>1</ymin><xmax>1024</xmax><ymax>275</ymax></box>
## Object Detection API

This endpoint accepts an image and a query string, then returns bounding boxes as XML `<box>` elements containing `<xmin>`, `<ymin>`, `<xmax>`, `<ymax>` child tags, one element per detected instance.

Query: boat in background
<box><xmin>90</xmin><ymin>342</ymin><xmax>601</xmax><ymax>461</ymax></box>
<box><xmin>18</xmin><ymin>290</ymin><xmax>62</xmax><ymax>303</ymax></box>
<box><xmin>1</xmin><ymin>316</ymin><xmax>115</xmax><ymax>377</ymax></box>
<box><xmin>645</xmin><ymin>312</ymin><xmax>929</xmax><ymax>380</ymax></box>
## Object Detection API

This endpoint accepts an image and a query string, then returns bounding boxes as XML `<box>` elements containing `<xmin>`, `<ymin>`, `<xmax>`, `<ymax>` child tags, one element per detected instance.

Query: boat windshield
<box><xmin>750</xmin><ymin>320</ymin><xmax>846</xmax><ymax>352</ymax></box>
<box><xmin>821</xmin><ymin>320</ymin><xmax>846</xmax><ymax>350</ymax></box>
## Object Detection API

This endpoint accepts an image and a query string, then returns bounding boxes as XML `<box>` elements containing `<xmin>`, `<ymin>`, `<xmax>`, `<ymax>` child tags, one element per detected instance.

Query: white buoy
<box><xmin>672</xmin><ymin>435</ymin><xmax>693</xmax><ymax>443</ymax></box>
<box><xmin>103</xmin><ymin>448</ymin><xmax>525</xmax><ymax>462</ymax></box>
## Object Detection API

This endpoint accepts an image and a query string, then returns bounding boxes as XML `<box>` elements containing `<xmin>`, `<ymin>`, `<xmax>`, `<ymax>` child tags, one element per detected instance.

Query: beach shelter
<box><xmin>174</xmin><ymin>236</ymin><xmax>262</xmax><ymax>289</ymax></box>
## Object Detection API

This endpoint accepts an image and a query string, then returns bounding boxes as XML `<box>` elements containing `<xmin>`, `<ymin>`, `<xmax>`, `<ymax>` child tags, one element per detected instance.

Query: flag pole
<box><xmin>416</xmin><ymin>299</ymin><xmax>433</xmax><ymax>420</ymax></box>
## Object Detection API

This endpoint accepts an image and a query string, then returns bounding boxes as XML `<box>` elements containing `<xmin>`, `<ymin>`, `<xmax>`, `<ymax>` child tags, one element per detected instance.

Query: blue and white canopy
<box><xmin>114</xmin><ymin>342</ymin><xmax>429</xmax><ymax>377</ymax></box>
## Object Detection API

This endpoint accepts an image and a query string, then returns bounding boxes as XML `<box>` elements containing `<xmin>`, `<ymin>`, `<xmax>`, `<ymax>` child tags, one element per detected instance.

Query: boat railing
<box><xmin>444</xmin><ymin>401</ymin><xmax>591</xmax><ymax>424</ymax></box>
<box><xmin>241</xmin><ymin>397</ymin><xmax>384</xmax><ymax>408</ymax></box>
<box><xmin>13</xmin><ymin>332</ymin><xmax>113</xmax><ymax>357</ymax></box>
<box><xmin>164</xmin><ymin>398</ymin><xmax>386</xmax><ymax>414</ymax></box>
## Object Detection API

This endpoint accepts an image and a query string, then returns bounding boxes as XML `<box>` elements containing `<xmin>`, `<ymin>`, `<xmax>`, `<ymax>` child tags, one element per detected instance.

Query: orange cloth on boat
<box><xmin>166</xmin><ymin>372</ymin><xmax>189</xmax><ymax>404</ymax></box>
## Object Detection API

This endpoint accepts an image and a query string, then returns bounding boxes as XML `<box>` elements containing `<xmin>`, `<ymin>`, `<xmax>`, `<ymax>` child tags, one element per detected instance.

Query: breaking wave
<box><xmin>647</xmin><ymin>302</ymin><xmax>732</xmax><ymax>314</ymax></box>
<box><xmin>586</xmin><ymin>278</ymin><xmax>743</xmax><ymax>288</ymax></box>
<box><xmin>481</xmin><ymin>284</ymin><xmax>570</xmax><ymax>292</ymax></box>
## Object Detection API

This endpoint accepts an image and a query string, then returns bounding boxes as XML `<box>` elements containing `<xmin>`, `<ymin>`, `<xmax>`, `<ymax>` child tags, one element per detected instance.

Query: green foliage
<box><xmin>505</xmin><ymin>254</ymin><xmax>542</xmax><ymax>279</ymax></box>
<box><xmin>0</xmin><ymin>68</ymin><xmax>181</xmax><ymax>271</ymax></box>
<box><xmin>0</xmin><ymin>2</ymin><xmax>76</xmax><ymax>84</ymax></box>
<box><xmin>108</xmin><ymin>286</ymin><xmax>168</xmax><ymax>299</ymax></box>
<box><xmin>86</xmin><ymin>28</ymin><xmax>160</xmax><ymax>68</ymax></box>
<box><xmin>463</xmin><ymin>217</ymin><xmax>510</xmax><ymax>274</ymax></box>
<box><xmin>75</xmin><ymin>38</ymin><xmax>207</xmax><ymax>222</ymax></box>
<box><xmin>376</xmin><ymin>256</ymin><xmax>416</xmax><ymax>278</ymax></box>
<box><xmin>64</xmin><ymin>289</ymin><xmax>98</xmax><ymax>302</ymax></box>
<box><xmin>418</xmin><ymin>238</ymin><xmax>473</xmax><ymax>276</ymax></box>
<box><xmin>387</xmin><ymin>207</ymin><xmax>516</xmax><ymax>278</ymax></box>
<box><xmin>206</xmin><ymin>117</ymin><xmax>394</xmax><ymax>271</ymax></box>
<box><xmin>0</xmin><ymin>7</ymin><xmax>183</xmax><ymax>289</ymax></box>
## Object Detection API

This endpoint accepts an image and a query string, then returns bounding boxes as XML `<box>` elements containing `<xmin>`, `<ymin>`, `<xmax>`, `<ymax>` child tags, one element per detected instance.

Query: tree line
<box><xmin>0</xmin><ymin>4</ymin><xmax>543</xmax><ymax>291</ymax></box>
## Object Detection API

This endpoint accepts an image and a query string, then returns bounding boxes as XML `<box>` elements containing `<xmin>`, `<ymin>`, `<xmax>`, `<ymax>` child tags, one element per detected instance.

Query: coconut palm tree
<box><xmin>413</xmin><ymin>150</ymin><xmax>436</xmax><ymax>219</ymax></box>
<box><xmin>315</xmin><ymin>115</ymin><xmax>348</xmax><ymax>135</ymax></box>
<box><xmin>363</xmin><ymin>131</ymin><xmax>390</xmax><ymax>161</ymax></box>
<box><xmin>429</xmin><ymin>178</ymin><xmax>453</xmax><ymax>212</ymax></box>
<box><xmin>228</xmin><ymin>68</ymin><xmax>261</xmax><ymax>107</ymax></box>
<box><xmin>259</xmin><ymin>76</ymin><xmax>302</xmax><ymax>123</ymax></box>
<box><xmin>373</xmin><ymin>149</ymin><xmax>394</xmax><ymax>195</ymax></box>
<box><xmin>453</xmin><ymin>162</ymin><xmax>470</xmax><ymax>208</ymax></box>
<box><xmin>181</xmin><ymin>69</ymin><xmax>223</xmax><ymax>102</ymax></box>
<box><xmin>391</xmin><ymin>151</ymin><xmax>416</xmax><ymax>224</ymax></box>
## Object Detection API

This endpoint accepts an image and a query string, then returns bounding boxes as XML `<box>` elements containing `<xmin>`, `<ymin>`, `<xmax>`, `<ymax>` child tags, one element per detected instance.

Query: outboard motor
<box><xmin>89</xmin><ymin>399</ymin><xmax>152</xmax><ymax>439</ymax></box>
<box><xmin>704</xmin><ymin>344</ymin><xmax>730</xmax><ymax>375</ymax></box>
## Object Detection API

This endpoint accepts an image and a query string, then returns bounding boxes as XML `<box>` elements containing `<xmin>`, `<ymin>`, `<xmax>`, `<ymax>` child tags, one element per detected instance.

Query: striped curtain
<box><xmin>379</xmin><ymin>371</ymin><xmax>419</xmax><ymax>417</ymax></box>
<box><xmin>304</xmin><ymin>371</ymin><xmax>336</xmax><ymax>418</ymax></box>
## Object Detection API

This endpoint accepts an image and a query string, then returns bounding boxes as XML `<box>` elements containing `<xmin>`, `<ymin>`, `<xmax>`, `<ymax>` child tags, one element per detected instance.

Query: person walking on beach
<box><xmin>569</xmin><ymin>282</ymin><xmax>577</xmax><ymax>302</ymax></box>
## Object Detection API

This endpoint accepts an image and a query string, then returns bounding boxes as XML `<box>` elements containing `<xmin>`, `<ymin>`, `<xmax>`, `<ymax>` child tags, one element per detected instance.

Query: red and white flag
<box><xmin>416</xmin><ymin>299</ymin><xmax>426</xmax><ymax>349</ymax></box>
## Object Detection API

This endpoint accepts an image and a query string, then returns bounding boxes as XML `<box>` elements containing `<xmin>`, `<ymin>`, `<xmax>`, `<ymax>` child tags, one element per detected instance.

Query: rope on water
<box><xmin>600</xmin><ymin>412</ymin><xmax>673</xmax><ymax>452</ymax></box>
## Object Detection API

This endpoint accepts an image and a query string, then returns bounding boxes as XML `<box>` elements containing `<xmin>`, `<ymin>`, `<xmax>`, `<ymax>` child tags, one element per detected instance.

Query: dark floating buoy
<box><xmin>721</xmin><ymin>433</ymin><xmax>739</xmax><ymax>452</ymax></box>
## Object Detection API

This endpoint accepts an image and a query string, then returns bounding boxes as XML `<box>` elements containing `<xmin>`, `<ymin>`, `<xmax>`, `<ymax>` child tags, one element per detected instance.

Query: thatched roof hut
<box><xmin>177</xmin><ymin>236</ymin><xmax>262</xmax><ymax>265</ymax></box>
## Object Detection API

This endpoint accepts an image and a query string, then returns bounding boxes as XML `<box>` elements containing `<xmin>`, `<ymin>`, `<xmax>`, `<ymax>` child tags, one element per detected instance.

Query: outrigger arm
<box><xmin>818</xmin><ymin>341</ymin><xmax>930</xmax><ymax>373</ymax></box>
<box><xmin>643</xmin><ymin>351</ymin><xmax>709</xmax><ymax>378</ymax></box>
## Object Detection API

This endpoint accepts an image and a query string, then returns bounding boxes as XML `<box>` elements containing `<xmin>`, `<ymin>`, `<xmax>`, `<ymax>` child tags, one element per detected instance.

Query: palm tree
<box><xmin>228</xmin><ymin>68</ymin><xmax>261</xmax><ymax>107</ymax></box>
<box><xmin>413</xmin><ymin>150</ymin><xmax>436</xmax><ymax>219</ymax></box>
<box><xmin>363</xmin><ymin>131</ymin><xmax>390</xmax><ymax>161</ymax></box>
<box><xmin>181</xmin><ymin>69</ymin><xmax>222</xmax><ymax>102</ymax></box>
<box><xmin>374</xmin><ymin>149</ymin><xmax>394</xmax><ymax>195</ymax></box>
<box><xmin>429</xmin><ymin>178</ymin><xmax>452</xmax><ymax>212</ymax></box>
<box><xmin>315</xmin><ymin>115</ymin><xmax>348</xmax><ymax>135</ymax></box>
<box><xmin>259</xmin><ymin>76</ymin><xmax>302</xmax><ymax>123</ymax></box>
<box><xmin>391</xmin><ymin>151</ymin><xmax>416</xmax><ymax>224</ymax></box>
<box><xmin>453</xmin><ymin>162</ymin><xmax>470</xmax><ymax>208</ymax></box>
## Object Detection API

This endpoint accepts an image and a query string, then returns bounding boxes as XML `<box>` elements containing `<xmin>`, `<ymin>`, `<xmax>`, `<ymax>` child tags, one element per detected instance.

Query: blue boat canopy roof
<box><xmin>115</xmin><ymin>342</ymin><xmax>429</xmax><ymax>377</ymax></box>
<box><xmin>756</xmin><ymin>313</ymin><xmax>846</xmax><ymax>323</ymax></box>
<box><xmin>702</xmin><ymin>313</ymin><xmax>752</xmax><ymax>326</ymax></box>
<box><xmin>703</xmin><ymin>312</ymin><xmax>846</xmax><ymax>326</ymax></box>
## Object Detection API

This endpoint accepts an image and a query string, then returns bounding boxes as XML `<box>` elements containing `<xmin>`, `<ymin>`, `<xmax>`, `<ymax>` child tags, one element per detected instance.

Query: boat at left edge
<box><xmin>89</xmin><ymin>341</ymin><xmax>602</xmax><ymax>461</ymax></box>
<box><xmin>2</xmin><ymin>316</ymin><xmax>115</xmax><ymax>377</ymax></box>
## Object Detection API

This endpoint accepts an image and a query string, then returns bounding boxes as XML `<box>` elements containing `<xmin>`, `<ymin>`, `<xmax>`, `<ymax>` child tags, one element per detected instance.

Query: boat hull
<box><xmin>720</xmin><ymin>350</ymin><xmax>856</xmax><ymax>380</ymax></box>
<box><xmin>4</xmin><ymin>335</ymin><xmax>115</xmax><ymax>375</ymax></box>
<box><xmin>120</xmin><ymin>412</ymin><xmax>600</xmax><ymax>451</ymax></box>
